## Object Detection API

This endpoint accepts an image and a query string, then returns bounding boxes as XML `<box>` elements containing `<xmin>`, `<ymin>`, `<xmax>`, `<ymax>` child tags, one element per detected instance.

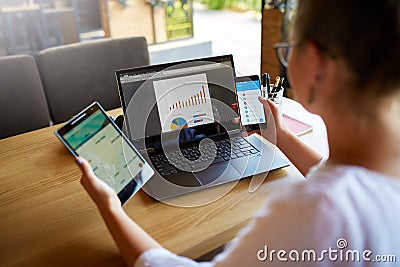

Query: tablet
<box><xmin>55</xmin><ymin>102</ymin><xmax>154</xmax><ymax>205</ymax></box>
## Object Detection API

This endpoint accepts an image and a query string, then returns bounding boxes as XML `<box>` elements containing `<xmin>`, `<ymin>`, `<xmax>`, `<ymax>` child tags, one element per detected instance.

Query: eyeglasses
<box><xmin>274</xmin><ymin>42</ymin><xmax>297</xmax><ymax>68</ymax></box>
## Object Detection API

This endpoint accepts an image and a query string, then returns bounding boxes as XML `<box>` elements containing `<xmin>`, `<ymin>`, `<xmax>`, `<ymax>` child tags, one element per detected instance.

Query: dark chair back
<box><xmin>36</xmin><ymin>36</ymin><xmax>149</xmax><ymax>123</ymax></box>
<box><xmin>0</xmin><ymin>55</ymin><xmax>50</xmax><ymax>139</ymax></box>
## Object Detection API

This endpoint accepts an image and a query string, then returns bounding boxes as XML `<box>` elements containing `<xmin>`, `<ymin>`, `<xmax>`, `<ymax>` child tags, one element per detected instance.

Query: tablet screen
<box><xmin>57</xmin><ymin>103</ymin><xmax>151</xmax><ymax>200</ymax></box>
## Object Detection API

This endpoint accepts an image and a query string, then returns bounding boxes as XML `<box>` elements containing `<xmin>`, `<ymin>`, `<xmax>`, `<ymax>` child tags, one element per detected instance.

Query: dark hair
<box><xmin>294</xmin><ymin>0</ymin><xmax>400</xmax><ymax>96</ymax></box>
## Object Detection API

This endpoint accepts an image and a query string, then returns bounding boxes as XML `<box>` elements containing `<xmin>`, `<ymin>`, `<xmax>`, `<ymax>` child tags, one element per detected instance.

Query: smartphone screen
<box><xmin>56</xmin><ymin>103</ymin><xmax>153</xmax><ymax>204</ymax></box>
<box><xmin>235</xmin><ymin>76</ymin><xmax>266</xmax><ymax>127</ymax></box>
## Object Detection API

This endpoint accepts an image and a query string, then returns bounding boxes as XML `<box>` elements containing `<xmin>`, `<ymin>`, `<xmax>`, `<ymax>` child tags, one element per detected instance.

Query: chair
<box><xmin>0</xmin><ymin>55</ymin><xmax>51</xmax><ymax>139</ymax></box>
<box><xmin>36</xmin><ymin>36</ymin><xmax>149</xmax><ymax>123</ymax></box>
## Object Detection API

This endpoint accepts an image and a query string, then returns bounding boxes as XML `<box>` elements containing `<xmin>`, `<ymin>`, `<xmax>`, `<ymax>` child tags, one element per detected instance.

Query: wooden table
<box><xmin>0</xmin><ymin>98</ymin><xmax>328</xmax><ymax>267</ymax></box>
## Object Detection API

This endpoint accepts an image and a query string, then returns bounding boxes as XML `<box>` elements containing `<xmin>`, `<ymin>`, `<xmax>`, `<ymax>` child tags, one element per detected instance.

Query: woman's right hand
<box><xmin>258</xmin><ymin>97</ymin><xmax>323</xmax><ymax>176</ymax></box>
<box><xmin>258</xmin><ymin>97</ymin><xmax>290</xmax><ymax>147</ymax></box>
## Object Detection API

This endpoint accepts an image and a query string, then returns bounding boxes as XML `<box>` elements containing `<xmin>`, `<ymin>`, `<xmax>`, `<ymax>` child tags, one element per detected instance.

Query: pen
<box><xmin>278</xmin><ymin>77</ymin><xmax>284</xmax><ymax>92</ymax></box>
<box><xmin>266</xmin><ymin>73</ymin><xmax>271</xmax><ymax>95</ymax></box>
<box><xmin>272</xmin><ymin>76</ymin><xmax>280</xmax><ymax>93</ymax></box>
<box><xmin>262</xmin><ymin>73</ymin><xmax>267</xmax><ymax>97</ymax></box>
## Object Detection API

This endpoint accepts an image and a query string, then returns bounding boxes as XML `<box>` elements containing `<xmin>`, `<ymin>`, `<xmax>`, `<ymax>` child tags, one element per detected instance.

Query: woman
<box><xmin>76</xmin><ymin>0</ymin><xmax>400</xmax><ymax>266</ymax></box>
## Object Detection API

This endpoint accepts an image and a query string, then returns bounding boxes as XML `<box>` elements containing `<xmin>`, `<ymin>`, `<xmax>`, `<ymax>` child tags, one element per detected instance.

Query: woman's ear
<box><xmin>295</xmin><ymin>40</ymin><xmax>335</xmax><ymax>109</ymax></box>
<box><xmin>303</xmin><ymin>40</ymin><xmax>328</xmax><ymax>84</ymax></box>
<box><xmin>302</xmin><ymin>39</ymin><xmax>346</xmax><ymax>114</ymax></box>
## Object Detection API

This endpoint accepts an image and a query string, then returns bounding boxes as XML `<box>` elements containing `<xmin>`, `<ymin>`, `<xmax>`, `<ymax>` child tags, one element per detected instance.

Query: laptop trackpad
<box><xmin>193</xmin><ymin>163</ymin><xmax>241</xmax><ymax>185</ymax></box>
<box><xmin>164</xmin><ymin>172</ymin><xmax>202</xmax><ymax>187</ymax></box>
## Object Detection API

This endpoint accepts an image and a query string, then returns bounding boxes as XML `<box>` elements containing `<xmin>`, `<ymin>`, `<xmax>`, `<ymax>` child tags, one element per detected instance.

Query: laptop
<box><xmin>116</xmin><ymin>55</ymin><xmax>289</xmax><ymax>200</ymax></box>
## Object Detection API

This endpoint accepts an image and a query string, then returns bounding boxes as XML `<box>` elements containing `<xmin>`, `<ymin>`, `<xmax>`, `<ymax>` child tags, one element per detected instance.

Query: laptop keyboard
<box><xmin>149</xmin><ymin>137</ymin><xmax>259</xmax><ymax>176</ymax></box>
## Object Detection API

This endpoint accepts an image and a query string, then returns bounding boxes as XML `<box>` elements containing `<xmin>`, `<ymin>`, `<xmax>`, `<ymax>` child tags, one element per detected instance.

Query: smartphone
<box><xmin>55</xmin><ymin>102</ymin><xmax>154</xmax><ymax>205</ymax></box>
<box><xmin>235</xmin><ymin>75</ymin><xmax>267</xmax><ymax>131</ymax></box>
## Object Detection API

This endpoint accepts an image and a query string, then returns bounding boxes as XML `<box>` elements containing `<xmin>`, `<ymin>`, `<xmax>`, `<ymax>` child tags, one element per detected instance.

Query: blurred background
<box><xmin>0</xmin><ymin>0</ymin><xmax>265</xmax><ymax>75</ymax></box>
<box><xmin>0</xmin><ymin>0</ymin><xmax>297</xmax><ymax>76</ymax></box>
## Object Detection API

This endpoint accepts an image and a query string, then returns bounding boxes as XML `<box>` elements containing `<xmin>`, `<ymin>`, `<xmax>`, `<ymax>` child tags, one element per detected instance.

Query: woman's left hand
<box><xmin>75</xmin><ymin>157</ymin><xmax>121</xmax><ymax>209</ymax></box>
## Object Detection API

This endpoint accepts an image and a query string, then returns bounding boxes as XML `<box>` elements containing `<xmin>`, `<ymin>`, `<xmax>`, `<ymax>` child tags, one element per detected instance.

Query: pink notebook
<box><xmin>283</xmin><ymin>113</ymin><xmax>313</xmax><ymax>136</ymax></box>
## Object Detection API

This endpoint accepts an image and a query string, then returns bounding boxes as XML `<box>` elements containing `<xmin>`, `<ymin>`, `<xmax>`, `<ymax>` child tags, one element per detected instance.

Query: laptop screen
<box><xmin>116</xmin><ymin>55</ymin><xmax>241</xmax><ymax>150</ymax></box>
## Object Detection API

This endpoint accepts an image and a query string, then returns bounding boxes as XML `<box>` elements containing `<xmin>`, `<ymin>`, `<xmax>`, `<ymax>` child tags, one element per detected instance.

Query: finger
<box><xmin>258</xmin><ymin>96</ymin><xmax>270</xmax><ymax>113</ymax></box>
<box><xmin>259</xmin><ymin>97</ymin><xmax>282</xmax><ymax>122</ymax></box>
<box><xmin>265</xmin><ymin>98</ymin><xmax>280</xmax><ymax>115</ymax></box>
<box><xmin>258</xmin><ymin>95</ymin><xmax>267</xmax><ymax>103</ymax></box>
<box><xmin>75</xmin><ymin>157</ymin><xmax>95</xmax><ymax>177</ymax></box>
<box><xmin>258</xmin><ymin>96</ymin><xmax>277</xmax><ymax>113</ymax></box>
<box><xmin>258</xmin><ymin>96</ymin><xmax>273</xmax><ymax>118</ymax></box>
<box><xmin>230</xmin><ymin>103</ymin><xmax>238</xmax><ymax>111</ymax></box>
<box><xmin>258</xmin><ymin>98</ymin><xmax>276</xmax><ymax>136</ymax></box>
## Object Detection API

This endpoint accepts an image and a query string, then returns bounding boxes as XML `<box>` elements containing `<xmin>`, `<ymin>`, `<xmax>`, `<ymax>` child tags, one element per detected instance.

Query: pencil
<box><xmin>272</xmin><ymin>76</ymin><xmax>280</xmax><ymax>93</ymax></box>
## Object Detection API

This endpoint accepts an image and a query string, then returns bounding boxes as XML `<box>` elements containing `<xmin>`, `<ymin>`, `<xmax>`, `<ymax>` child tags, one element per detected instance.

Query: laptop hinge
<box><xmin>140</xmin><ymin>147</ymin><xmax>155</xmax><ymax>154</ymax></box>
<box><xmin>227</xmin><ymin>129</ymin><xmax>241</xmax><ymax>135</ymax></box>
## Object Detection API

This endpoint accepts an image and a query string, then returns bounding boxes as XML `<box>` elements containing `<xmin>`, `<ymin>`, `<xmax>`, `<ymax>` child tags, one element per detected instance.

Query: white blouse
<box><xmin>135</xmin><ymin>164</ymin><xmax>400</xmax><ymax>267</ymax></box>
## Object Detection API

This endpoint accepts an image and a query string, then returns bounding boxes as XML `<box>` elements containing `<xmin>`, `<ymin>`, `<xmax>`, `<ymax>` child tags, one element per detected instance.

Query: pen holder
<box><xmin>267</xmin><ymin>85</ymin><xmax>284</xmax><ymax>109</ymax></box>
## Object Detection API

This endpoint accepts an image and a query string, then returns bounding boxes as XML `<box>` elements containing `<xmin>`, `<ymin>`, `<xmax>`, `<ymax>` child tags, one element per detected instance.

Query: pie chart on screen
<box><xmin>170</xmin><ymin>117</ymin><xmax>188</xmax><ymax>130</ymax></box>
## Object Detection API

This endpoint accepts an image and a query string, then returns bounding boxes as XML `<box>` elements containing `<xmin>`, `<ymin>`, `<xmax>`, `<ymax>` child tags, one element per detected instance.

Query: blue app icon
<box><xmin>259</xmin><ymin>118</ymin><xmax>264</xmax><ymax>122</ymax></box>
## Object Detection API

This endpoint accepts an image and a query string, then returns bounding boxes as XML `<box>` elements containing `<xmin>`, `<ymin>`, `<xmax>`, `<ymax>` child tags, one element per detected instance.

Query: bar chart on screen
<box><xmin>169</xmin><ymin>85</ymin><xmax>208</xmax><ymax>111</ymax></box>
<box><xmin>153</xmin><ymin>73</ymin><xmax>215</xmax><ymax>132</ymax></box>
